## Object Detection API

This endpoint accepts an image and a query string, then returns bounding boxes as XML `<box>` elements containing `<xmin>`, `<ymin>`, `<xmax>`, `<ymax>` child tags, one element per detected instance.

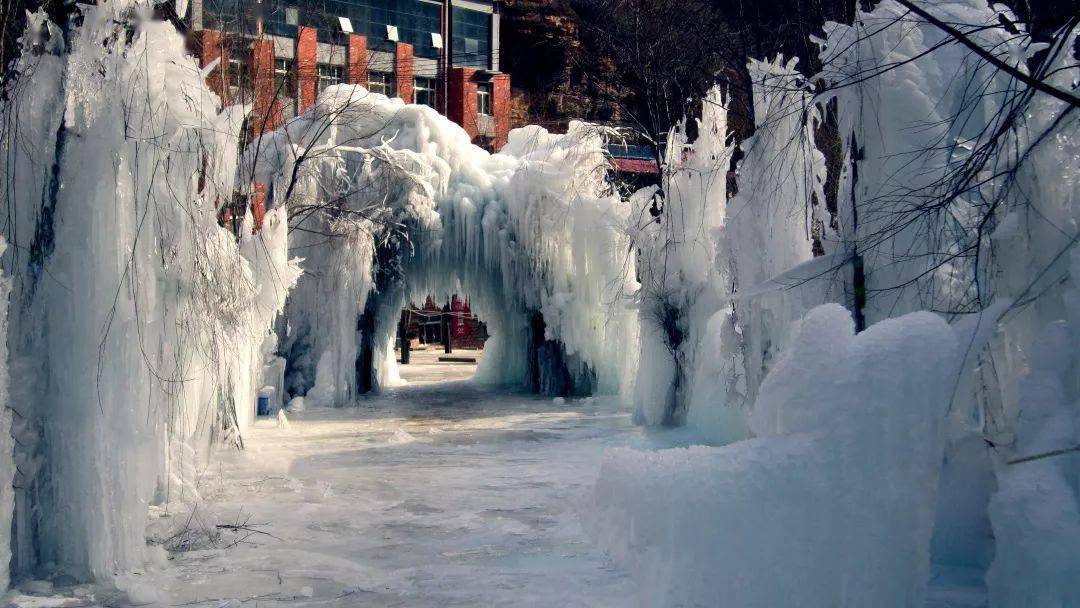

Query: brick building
<box><xmin>183</xmin><ymin>0</ymin><xmax>512</xmax><ymax>226</ymax></box>
<box><xmin>400</xmin><ymin>294</ymin><xmax>488</xmax><ymax>351</ymax></box>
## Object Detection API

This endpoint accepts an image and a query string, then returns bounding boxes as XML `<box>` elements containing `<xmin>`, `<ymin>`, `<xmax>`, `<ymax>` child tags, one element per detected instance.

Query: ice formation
<box><xmin>1</xmin><ymin>1</ymin><xmax>294</xmax><ymax>582</ymax></box>
<box><xmin>590</xmin><ymin>305</ymin><xmax>963</xmax><ymax>607</ymax></box>
<box><xmin>0</xmin><ymin>2</ymin><xmax>639</xmax><ymax>584</ymax></box>
<box><xmin>251</xmin><ymin>87</ymin><xmax>639</xmax><ymax>405</ymax></box>
<box><xmin>819</xmin><ymin>3</ymin><xmax>1079</xmax><ymax>601</ymax></box>
<box><xmin>0</xmin><ymin>239</ymin><xmax>12</xmax><ymax>591</ymax></box>
<box><xmin>590</xmin><ymin>1</ymin><xmax>1080</xmax><ymax>605</ymax></box>
<box><xmin>0</xmin><ymin>0</ymin><xmax>1075</xmax><ymax>601</ymax></box>
<box><xmin>627</xmin><ymin>86</ymin><xmax>732</xmax><ymax>427</ymax></box>
<box><xmin>986</xmin><ymin>248</ymin><xmax>1080</xmax><ymax>606</ymax></box>
<box><xmin>681</xmin><ymin>58</ymin><xmax>837</xmax><ymax>440</ymax></box>
<box><xmin>720</xmin><ymin>56</ymin><xmax>831</xmax><ymax>406</ymax></box>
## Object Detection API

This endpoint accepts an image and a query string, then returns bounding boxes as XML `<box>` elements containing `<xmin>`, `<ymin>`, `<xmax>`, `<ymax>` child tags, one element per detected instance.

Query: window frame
<box><xmin>274</xmin><ymin>58</ymin><xmax>294</xmax><ymax>98</ymax></box>
<box><xmin>317</xmin><ymin>63</ymin><xmax>344</xmax><ymax>94</ymax></box>
<box><xmin>228</xmin><ymin>56</ymin><xmax>251</xmax><ymax>101</ymax></box>
<box><xmin>413</xmin><ymin>76</ymin><xmax>436</xmax><ymax>107</ymax></box>
<box><xmin>476</xmin><ymin>82</ymin><xmax>492</xmax><ymax>116</ymax></box>
<box><xmin>368</xmin><ymin>70</ymin><xmax>395</xmax><ymax>97</ymax></box>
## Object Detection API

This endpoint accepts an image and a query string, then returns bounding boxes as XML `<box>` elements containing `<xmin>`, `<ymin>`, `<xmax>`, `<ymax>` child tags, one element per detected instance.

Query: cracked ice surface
<box><xmin>149</xmin><ymin>357</ymin><xmax>638</xmax><ymax>607</ymax></box>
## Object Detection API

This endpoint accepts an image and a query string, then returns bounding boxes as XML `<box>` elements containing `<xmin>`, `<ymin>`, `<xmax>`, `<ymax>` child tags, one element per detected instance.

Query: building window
<box><xmin>477</xmin><ymin>83</ymin><xmax>492</xmax><ymax>116</ymax></box>
<box><xmin>317</xmin><ymin>64</ymin><xmax>343</xmax><ymax>94</ymax></box>
<box><xmin>414</xmin><ymin>76</ymin><xmax>435</xmax><ymax>107</ymax></box>
<box><xmin>228</xmin><ymin>57</ymin><xmax>251</xmax><ymax>101</ymax></box>
<box><xmin>274</xmin><ymin>58</ymin><xmax>294</xmax><ymax>98</ymax></box>
<box><xmin>368</xmin><ymin>71</ymin><xmax>394</xmax><ymax>97</ymax></box>
<box><xmin>452</xmin><ymin>7</ymin><xmax>492</xmax><ymax>68</ymax></box>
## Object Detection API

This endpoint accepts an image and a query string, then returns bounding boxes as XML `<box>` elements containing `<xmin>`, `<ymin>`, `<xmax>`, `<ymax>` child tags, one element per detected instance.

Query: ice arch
<box><xmin>251</xmin><ymin>87</ymin><xmax>640</xmax><ymax>405</ymax></box>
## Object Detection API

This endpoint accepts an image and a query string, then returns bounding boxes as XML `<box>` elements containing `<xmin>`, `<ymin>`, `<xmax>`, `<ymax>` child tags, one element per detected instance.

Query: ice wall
<box><xmin>817</xmin><ymin>0</ymin><xmax>1034</xmax><ymax>322</ymax></box>
<box><xmin>596</xmin><ymin>1</ymin><xmax>1079</xmax><ymax>604</ymax></box>
<box><xmin>986</xmin><ymin>248</ymin><xmax>1080</xmax><ymax>605</ymax></box>
<box><xmin>590</xmin><ymin>305</ymin><xmax>962</xmax><ymax>607</ymax></box>
<box><xmin>633</xmin><ymin>63</ymin><xmax>834</xmax><ymax>435</ymax></box>
<box><xmin>818</xmin><ymin>1</ymin><xmax>1080</xmax><ymax>592</ymax></box>
<box><xmin>721</xmin><ymin>57</ymin><xmax>834</xmax><ymax>405</ymax></box>
<box><xmin>0</xmin><ymin>1</ymin><xmax>294</xmax><ymax>582</ymax></box>
<box><xmin>628</xmin><ymin>87</ymin><xmax>734</xmax><ymax>426</ymax></box>
<box><xmin>0</xmin><ymin>239</ymin><xmax>12</xmax><ymax>591</ymax></box>
<box><xmin>980</xmin><ymin>25</ymin><xmax>1080</xmax><ymax>604</ymax></box>
<box><xmin>253</xmin><ymin>88</ymin><xmax>639</xmax><ymax>403</ymax></box>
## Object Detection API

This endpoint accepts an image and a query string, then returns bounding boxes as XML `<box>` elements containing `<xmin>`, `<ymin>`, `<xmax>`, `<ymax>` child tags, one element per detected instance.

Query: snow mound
<box><xmin>288</xmin><ymin>396</ymin><xmax>307</xmax><ymax>412</ymax></box>
<box><xmin>588</xmin><ymin>304</ymin><xmax>960</xmax><ymax>607</ymax></box>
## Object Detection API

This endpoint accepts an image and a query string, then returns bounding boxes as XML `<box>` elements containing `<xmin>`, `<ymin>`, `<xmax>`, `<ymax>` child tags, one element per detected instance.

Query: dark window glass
<box><xmin>318</xmin><ymin>64</ymin><xmax>344</xmax><ymax>93</ymax></box>
<box><xmin>203</xmin><ymin>0</ymin><xmax>258</xmax><ymax>35</ymax></box>
<box><xmin>451</xmin><ymin>7</ymin><xmax>491</xmax><ymax>69</ymax></box>
<box><xmin>275</xmin><ymin>58</ymin><xmax>294</xmax><ymax>98</ymax></box>
<box><xmin>229</xmin><ymin>57</ymin><xmax>252</xmax><ymax>102</ymax></box>
<box><xmin>414</xmin><ymin>76</ymin><xmax>435</xmax><ymax>106</ymax></box>
<box><xmin>368</xmin><ymin>70</ymin><xmax>394</xmax><ymax>97</ymax></box>
<box><xmin>476</xmin><ymin>82</ymin><xmax>491</xmax><ymax>115</ymax></box>
<box><xmin>217</xmin><ymin>0</ymin><xmax>472</xmax><ymax>60</ymax></box>
<box><xmin>260</xmin><ymin>0</ymin><xmax>443</xmax><ymax>57</ymax></box>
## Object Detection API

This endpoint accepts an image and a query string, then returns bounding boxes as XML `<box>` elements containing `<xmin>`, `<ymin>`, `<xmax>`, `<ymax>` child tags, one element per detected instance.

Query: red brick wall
<box><xmin>193</xmin><ymin>29</ymin><xmax>230</xmax><ymax>105</ymax></box>
<box><xmin>296</xmin><ymin>26</ymin><xmax>318</xmax><ymax>112</ymax></box>
<box><xmin>492</xmin><ymin>73</ymin><xmax>511</xmax><ymax>151</ymax></box>
<box><xmin>448</xmin><ymin>67</ymin><xmax>478</xmax><ymax>140</ymax></box>
<box><xmin>395</xmin><ymin>42</ymin><xmax>414</xmax><ymax>103</ymax></box>
<box><xmin>347</xmin><ymin>34</ymin><xmax>368</xmax><ymax>87</ymax></box>
<box><xmin>250</xmin><ymin>183</ymin><xmax>267</xmax><ymax>230</ymax></box>
<box><xmin>249</xmin><ymin>39</ymin><xmax>280</xmax><ymax>231</ymax></box>
<box><xmin>250</xmin><ymin>38</ymin><xmax>280</xmax><ymax>137</ymax></box>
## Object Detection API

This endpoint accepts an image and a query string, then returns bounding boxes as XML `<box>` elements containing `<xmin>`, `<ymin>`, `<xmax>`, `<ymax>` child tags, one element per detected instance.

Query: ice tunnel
<box><xmin>252</xmin><ymin>86</ymin><xmax>641</xmax><ymax>407</ymax></box>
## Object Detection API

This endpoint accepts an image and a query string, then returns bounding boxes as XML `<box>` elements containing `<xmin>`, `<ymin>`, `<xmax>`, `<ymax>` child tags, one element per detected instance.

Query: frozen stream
<box><xmin>151</xmin><ymin>351</ymin><xmax>639</xmax><ymax>607</ymax></box>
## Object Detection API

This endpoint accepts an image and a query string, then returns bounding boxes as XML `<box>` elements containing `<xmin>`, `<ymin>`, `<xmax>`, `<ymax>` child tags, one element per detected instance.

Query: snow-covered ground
<box><xmin>2</xmin><ymin>348</ymin><xmax>990</xmax><ymax>608</ymax></box>
<box><xmin>145</xmin><ymin>356</ymin><xmax>638</xmax><ymax>607</ymax></box>
<box><xmin>395</xmin><ymin>348</ymin><xmax>485</xmax><ymax>384</ymax></box>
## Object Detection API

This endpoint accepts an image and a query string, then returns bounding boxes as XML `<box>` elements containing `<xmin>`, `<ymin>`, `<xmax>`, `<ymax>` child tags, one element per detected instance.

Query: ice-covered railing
<box><xmin>251</xmin><ymin>86</ymin><xmax>639</xmax><ymax>404</ymax></box>
<box><xmin>0</xmin><ymin>1</ymin><xmax>296</xmax><ymax>585</ymax></box>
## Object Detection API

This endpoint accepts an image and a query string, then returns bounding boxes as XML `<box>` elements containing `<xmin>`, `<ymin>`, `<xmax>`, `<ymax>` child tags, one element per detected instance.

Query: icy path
<box><xmin>154</xmin><ymin>352</ymin><xmax>638</xmax><ymax>606</ymax></box>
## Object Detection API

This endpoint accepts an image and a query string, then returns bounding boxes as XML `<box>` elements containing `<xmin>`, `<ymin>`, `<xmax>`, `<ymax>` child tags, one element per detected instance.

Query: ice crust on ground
<box><xmin>139</xmin><ymin>372</ymin><xmax>639</xmax><ymax>607</ymax></box>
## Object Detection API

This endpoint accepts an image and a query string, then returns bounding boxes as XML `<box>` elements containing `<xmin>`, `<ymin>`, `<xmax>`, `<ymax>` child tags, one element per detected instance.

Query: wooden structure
<box><xmin>397</xmin><ymin>294</ymin><xmax>488</xmax><ymax>363</ymax></box>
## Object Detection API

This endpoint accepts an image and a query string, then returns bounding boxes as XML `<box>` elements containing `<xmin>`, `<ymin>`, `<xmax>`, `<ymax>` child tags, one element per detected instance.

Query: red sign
<box><xmin>452</xmin><ymin>296</ymin><xmax>467</xmax><ymax>338</ymax></box>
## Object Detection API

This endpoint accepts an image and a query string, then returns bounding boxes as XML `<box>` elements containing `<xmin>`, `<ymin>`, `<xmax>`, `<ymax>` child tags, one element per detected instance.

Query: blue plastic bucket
<box><xmin>257</xmin><ymin>394</ymin><xmax>271</xmax><ymax>416</ymax></box>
